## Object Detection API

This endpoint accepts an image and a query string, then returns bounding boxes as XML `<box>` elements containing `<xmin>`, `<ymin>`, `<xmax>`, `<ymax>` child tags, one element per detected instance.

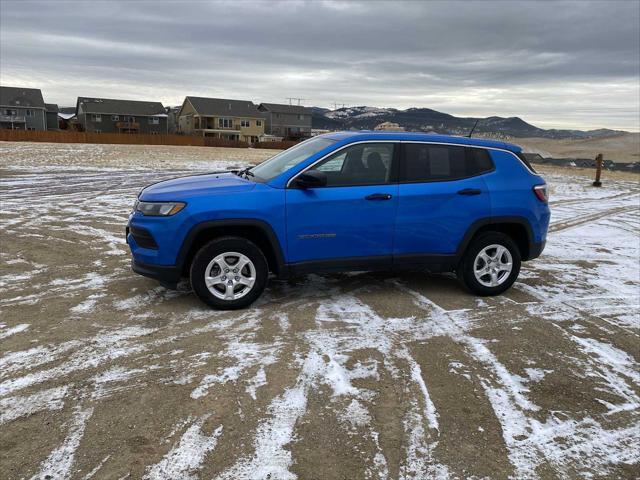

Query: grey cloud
<box><xmin>1</xmin><ymin>0</ymin><xmax>638</xmax><ymax>130</ymax></box>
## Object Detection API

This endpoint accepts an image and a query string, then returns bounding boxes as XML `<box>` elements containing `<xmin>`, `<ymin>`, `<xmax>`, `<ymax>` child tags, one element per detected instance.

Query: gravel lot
<box><xmin>1</xmin><ymin>142</ymin><xmax>639</xmax><ymax>479</ymax></box>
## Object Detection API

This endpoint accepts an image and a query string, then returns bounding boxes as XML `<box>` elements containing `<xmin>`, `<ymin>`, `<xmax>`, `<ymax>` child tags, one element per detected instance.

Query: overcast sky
<box><xmin>1</xmin><ymin>0</ymin><xmax>638</xmax><ymax>130</ymax></box>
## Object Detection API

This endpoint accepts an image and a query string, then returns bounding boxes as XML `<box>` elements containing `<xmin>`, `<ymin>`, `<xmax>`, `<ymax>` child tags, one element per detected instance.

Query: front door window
<box><xmin>312</xmin><ymin>143</ymin><xmax>395</xmax><ymax>186</ymax></box>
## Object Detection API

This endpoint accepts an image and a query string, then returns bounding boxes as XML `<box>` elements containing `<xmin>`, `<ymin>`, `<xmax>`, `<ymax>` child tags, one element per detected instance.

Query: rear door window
<box><xmin>401</xmin><ymin>144</ymin><xmax>494</xmax><ymax>182</ymax></box>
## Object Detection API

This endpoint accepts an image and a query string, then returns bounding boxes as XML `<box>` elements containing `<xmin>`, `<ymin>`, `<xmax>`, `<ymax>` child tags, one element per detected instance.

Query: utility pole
<box><xmin>286</xmin><ymin>97</ymin><xmax>307</xmax><ymax>106</ymax></box>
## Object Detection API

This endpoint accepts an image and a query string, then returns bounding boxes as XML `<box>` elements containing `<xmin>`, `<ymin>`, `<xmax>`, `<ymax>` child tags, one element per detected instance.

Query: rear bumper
<box><xmin>526</xmin><ymin>240</ymin><xmax>546</xmax><ymax>261</ymax></box>
<box><xmin>131</xmin><ymin>259</ymin><xmax>181</xmax><ymax>286</ymax></box>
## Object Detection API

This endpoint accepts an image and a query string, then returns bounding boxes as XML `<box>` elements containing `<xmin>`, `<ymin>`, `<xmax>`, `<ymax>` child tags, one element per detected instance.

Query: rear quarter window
<box><xmin>468</xmin><ymin>148</ymin><xmax>494</xmax><ymax>175</ymax></box>
<box><xmin>401</xmin><ymin>144</ymin><xmax>494</xmax><ymax>182</ymax></box>
<box><xmin>515</xmin><ymin>152</ymin><xmax>538</xmax><ymax>173</ymax></box>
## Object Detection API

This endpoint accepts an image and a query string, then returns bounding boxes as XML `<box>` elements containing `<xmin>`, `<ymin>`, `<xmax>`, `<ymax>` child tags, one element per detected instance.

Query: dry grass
<box><xmin>517</xmin><ymin>132</ymin><xmax>640</xmax><ymax>162</ymax></box>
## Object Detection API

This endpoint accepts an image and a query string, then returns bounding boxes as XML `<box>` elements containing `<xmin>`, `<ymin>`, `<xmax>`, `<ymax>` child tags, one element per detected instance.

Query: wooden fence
<box><xmin>253</xmin><ymin>140</ymin><xmax>299</xmax><ymax>150</ymax></box>
<box><xmin>0</xmin><ymin>129</ymin><xmax>289</xmax><ymax>149</ymax></box>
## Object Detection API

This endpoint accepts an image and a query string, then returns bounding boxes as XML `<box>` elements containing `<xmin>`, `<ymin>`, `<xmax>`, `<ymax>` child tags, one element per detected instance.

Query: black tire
<box><xmin>190</xmin><ymin>236</ymin><xmax>268</xmax><ymax>309</ymax></box>
<box><xmin>457</xmin><ymin>232</ymin><xmax>521</xmax><ymax>296</ymax></box>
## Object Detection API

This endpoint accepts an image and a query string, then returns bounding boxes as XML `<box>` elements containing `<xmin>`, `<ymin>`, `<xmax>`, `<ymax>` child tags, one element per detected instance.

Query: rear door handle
<box><xmin>457</xmin><ymin>188</ymin><xmax>482</xmax><ymax>196</ymax></box>
<box><xmin>365</xmin><ymin>193</ymin><xmax>393</xmax><ymax>201</ymax></box>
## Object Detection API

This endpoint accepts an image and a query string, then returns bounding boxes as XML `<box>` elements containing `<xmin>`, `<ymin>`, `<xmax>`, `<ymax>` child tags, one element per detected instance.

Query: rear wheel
<box><xmin>190</xmin><ymin>237</ymin><xmax>268</xmax><ymax>309</ymax></box>
<box><xmin>458</xmin><ymin>232</ymin><xmax>521</xmax><ymax>296</ymax></box>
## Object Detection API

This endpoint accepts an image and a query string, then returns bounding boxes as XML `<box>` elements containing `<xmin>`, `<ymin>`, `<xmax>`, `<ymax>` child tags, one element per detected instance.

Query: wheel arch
<box><xmin>177</xmin><ymin>219</ymin><xmax>286</xmax><ymax>277</ymax></box>
<box><xmin>457</xmin><ymin>217</ymin><xmax>534</xmax><ymax>261</ymax></box>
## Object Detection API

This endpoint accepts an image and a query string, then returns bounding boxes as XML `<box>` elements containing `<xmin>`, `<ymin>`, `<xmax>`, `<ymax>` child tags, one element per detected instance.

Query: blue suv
<box><xmin>127</xmin><ymin>132</ymin><xmax>549</xmax><ymax>309</ymax></box>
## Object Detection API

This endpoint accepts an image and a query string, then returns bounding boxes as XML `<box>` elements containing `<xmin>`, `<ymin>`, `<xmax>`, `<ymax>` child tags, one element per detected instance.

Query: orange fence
<box><xmin>253</xmin><ymin>140</ymin><xmax>299</xmax><ymax>150</ymax></box>
<box><xmin>0</xmin><ymin>129</ymin><xmax>257</xmax><ymax>148</ymax></box>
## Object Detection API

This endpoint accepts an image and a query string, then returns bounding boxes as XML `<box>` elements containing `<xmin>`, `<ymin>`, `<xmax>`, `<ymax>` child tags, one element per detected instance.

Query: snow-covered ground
<box><xmin>1</xmin><ymin>142</ymin><xmax>639</xmax><ymax>479</ymax></box>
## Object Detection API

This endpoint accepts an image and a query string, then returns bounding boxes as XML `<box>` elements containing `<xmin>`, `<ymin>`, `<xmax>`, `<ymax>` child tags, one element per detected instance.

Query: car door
<box><xmin>286</xmin><ymin>142</ymin><xmax>399</xmax><ymax>266</ymax></box>
<box><xmin>394</xmin><ymin>142</ymin><xmax>494</xmax><ymax>262</ymax></box>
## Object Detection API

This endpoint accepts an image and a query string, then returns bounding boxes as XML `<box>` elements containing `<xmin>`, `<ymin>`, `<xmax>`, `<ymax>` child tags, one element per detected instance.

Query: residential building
<box><xmin>0</xmin><ymin>86</ymin><xmax>47</xmax><ymax>130</ymax></box>
<box><xmin>45</xmin><ymin>104</ymin><xmax>59</xmax><ymax>130</ymax></box>
<box><xmin>165</xmin><ymin>106</ymin><xmax>180</xmax><ymax>134</ymax></box>
<box><xmin>76</xmin><ymin>97</ymin><xmax>167</xmax><ymax>134</ymax></box>
<box><xmin>178</xmin><ymin>96</ymin><xmax>265</xmax><ymax>143</ymax></box>
<box><xmin>258</xmin><ymin>103</ymin><xmax>312</xmax><ymax>139</ymax></box>
<box><xmin>374</xmin><ymin>121</ymin><xmax>405</xmax><ymax>132</ymax></box>
<box><xmin>258</xmin><ymin>134</ymin><xmax>284</xmax><ymax>142</ymax></box>
<box><xmin>58</xmin><ymin>107</ymin><xmax>78</xmax><ymax>130</ymax></box>
<box><xmin>311</xmin><ymin>129</ymin><xmax>332</xmax><ymax>136</ymax></box>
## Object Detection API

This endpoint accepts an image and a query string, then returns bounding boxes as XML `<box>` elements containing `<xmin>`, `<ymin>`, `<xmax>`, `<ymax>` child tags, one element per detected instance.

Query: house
<box><xmin>76</xmin><ymin>97</ymin><xmax>167</xmax><ymax>134</ymax></box>
<box><xmin>0</xmin><ymin>86</ymin><xmax>47</xmax><ymax>130</ymax></box>
<box><xmin>165</xmin><ymin>106</ymin><xmax>181</xmax><ymax>134</ymax></box>
<box><xmin>178</xmin><ymin>96</ymin><xmax>265</xmax><ymax>143</ymax></box>
<box><xmin>257</xmin><ymin>103</ymin><xmax>312</xmax><ymax>139</ymax></box>
<box><xmin>311</xmin><ymin>129</ymin><xmax>332</xmax><ymax>136</ymax></box>
<box><xmin>45</xmin><ymin>104</ymin><xmax>59</xmax><ymax>130</ymax></box>
<box><xmin>57</xmin><ymin>107</ymin><xmax>78</xmax><ymax>130</ymax></box>
<box><xmin>374</xmin><ymin>121</ymin><xmax>404</xmax><ymax>132</ymax></box>
<box><xmin>258</xmin><ymin>134</ymin><xmax>284</xmax><ymax>143</ymax></box>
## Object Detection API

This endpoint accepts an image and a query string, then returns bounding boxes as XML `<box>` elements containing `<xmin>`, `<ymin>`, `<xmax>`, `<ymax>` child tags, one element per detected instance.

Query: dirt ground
<box><xmin>1</xmin><ymin>142</ymin><xmax>639</xmax><ymax>479</ymax></box>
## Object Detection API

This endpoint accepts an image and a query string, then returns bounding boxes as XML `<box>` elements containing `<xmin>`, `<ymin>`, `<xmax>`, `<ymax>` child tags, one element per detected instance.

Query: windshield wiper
<box><xmin>236</xmin><ymin>166</ymin><xmax>254</xmax><ymax>179</ymax></box>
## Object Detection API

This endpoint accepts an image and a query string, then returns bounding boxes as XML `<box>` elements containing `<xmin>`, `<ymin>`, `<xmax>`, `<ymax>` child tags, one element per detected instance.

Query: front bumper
<box><xmin>131</xmin><ymin>259</ymin><xmax>181</xmax><ymax>287</ymax></box>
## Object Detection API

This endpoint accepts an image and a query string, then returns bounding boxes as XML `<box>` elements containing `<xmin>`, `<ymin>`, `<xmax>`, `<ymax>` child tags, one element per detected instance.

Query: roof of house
<box><xmin>258</xmin><ymin>103</ymin><xmax>310</xmax><ymax>115</ymax></box>
<box><xmin>184</xmin><ymin>96</ymin><xmax>262</xmax><ymax>118</ymax></box>
<box><xmin>45</xmin><ymin>103</ymin><xmax>59</xmax><ymax>113</ymax></box>
<box><xmin>0</xmin><ymin>86</ymin><xmax>46</xmax><ymax>109</ymax></box>
<box><xmin>76</xmin><ymin>97</ymin><xmax>165</xmax><ymax>116</ymax></box>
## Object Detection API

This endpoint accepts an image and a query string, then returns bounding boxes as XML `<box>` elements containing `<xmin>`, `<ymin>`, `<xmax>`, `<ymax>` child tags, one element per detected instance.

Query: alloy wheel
<box><xmin>473</xmin><ymin>244</ymin><xmax>513</xmax><ymax>287</ymax></box>
<box><xmin>204</xmin><ymin>252</ymin><xmax>256</xmax><ymax>300</ymax></box>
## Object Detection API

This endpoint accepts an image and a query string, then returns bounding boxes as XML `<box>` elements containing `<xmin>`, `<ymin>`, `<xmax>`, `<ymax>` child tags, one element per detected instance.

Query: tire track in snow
<box><xmin>549</xmin><ymin>205</ymin><xmax>638</xmax><ymax>233</ymax></box>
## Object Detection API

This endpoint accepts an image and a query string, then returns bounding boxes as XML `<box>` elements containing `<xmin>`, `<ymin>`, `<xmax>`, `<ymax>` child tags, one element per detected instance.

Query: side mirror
<box><xmin>293</xmin><ymin>169</ymin><xmax>327</xmax><ymax>189</ymax></box>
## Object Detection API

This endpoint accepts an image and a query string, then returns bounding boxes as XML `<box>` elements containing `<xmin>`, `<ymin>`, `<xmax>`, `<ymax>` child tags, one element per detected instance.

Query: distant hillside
<box><xmin>312</xmin><ymin>106</ymin><xmax>626</xmax><ymax>140</ymax></box>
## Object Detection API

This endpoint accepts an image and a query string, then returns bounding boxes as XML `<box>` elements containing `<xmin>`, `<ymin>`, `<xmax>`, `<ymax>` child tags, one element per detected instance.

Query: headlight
<box><xmin>136</xmin><ymin>201</ymin><xmax>186</xmax><ymax>216</ymax></box>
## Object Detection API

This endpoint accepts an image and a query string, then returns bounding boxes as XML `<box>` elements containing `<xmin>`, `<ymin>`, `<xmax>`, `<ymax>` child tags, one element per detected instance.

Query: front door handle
<box><xmin>365</xmin><ymin>193</ymin><xmax>393</xmax><ymax>201</ymax></box>
<box><xmin>457</xmin><ymin>188</ymin><xmax>482</xmax><ymax>196</ymax></box>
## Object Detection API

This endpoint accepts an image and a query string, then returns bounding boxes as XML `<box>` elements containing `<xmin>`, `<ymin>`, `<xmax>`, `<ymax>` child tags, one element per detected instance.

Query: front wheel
<box><xmin>458</xmin><ymin>232</ymin><xmax>521</xmax><ymax>296</ymax></box>
<box><xmin>190</xmin><ymin>237</ymin><xmax>268</xmax><ymax>309</ymax></box>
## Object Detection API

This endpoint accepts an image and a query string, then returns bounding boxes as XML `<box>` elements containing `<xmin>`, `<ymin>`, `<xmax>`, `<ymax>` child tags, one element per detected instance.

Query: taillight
<box><xmin>533</xmin><ymin>184</ymin><xmax>548</xmax><ymax>203</ymax></box>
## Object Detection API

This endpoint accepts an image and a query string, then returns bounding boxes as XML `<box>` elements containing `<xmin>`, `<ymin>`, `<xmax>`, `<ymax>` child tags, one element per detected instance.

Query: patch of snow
<box><xmin>524</xmin><ymin>368</ymin><xmax>551</xmax><ymax>382</ymax></box>
<box><xmin>91</xmin><ymin>365</ymin><xmax>152</xmax><ymax>399</ymax></box>
<box><xmin>71</xmin><ymin>294</ymin><xmax>105</xmax><ymax>314</ymax></box>
<box><xmin>215</xmin><ymin>351</ymin><xmax>324</xmax><ymax>480</ymax></box>
<box><xmin>406</xmin><ymin>353</ymin><xmax>439</xmax><ymax>431</ymax></box>
<box><xmin>0</xmin><ymin>323</ymin><xmax>30</xmax><ymax>340</ymax></box>
<box><xmin>246</xmin><ymin>365</ymin><xmax>268</xmax><ymax>401</ymax></box>
<box><xmin>0</xmin><ymin>386</ymin><xmax>69</xmax><ymax>424</ymax></box>
<box><xmin>0</xmin><ymin>326</ymin><xmax>157</xmax><ymax>396</ymax></box>
<box><xmin>30</xmin><ymin>406</ymin><xmax>94</xmax><ymax>480</ymax></box>
<box><xmin>341</xmin><ymin>399</ymin><xmax>372</xmax><ymax>428</ymax></box>
<box><xmin>144</xmin><ymin>415</ymin><xmax>223</xmax><ymax>480</ymax></box>
<box><xmin>191</xmin><ymin>339</ymin><xmax>279</xmax><ymax>399</ymax></box>
<box><xmin>81</xmin><ymin>455</ymin><xmax>111</xmax><ymax>480</ymax></box>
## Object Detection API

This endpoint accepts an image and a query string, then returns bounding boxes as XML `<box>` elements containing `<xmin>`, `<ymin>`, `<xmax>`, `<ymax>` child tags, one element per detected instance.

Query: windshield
<box><xmin>251</xmin><ymin>137</ymin><xmax>337</xmax><ymax>181</ymax></box>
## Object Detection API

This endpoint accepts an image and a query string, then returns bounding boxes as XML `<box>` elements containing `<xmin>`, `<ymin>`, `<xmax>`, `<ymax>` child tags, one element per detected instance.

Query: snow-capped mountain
<box><xmin>312</xmin><ymin>106</ymin><xmax>626</xmax><ymax>139</ymax></box>
<box><xmin>324</xmin><ymin>106</ymin><xmax>396</xmax><ymax>120</ymax></box>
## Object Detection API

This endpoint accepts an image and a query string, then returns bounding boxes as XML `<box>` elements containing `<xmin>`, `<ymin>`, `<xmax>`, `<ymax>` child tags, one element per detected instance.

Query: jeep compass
<box><xmin>126</xmin><ymin>132</ymin><xmax>550</xmax><ymax>309</ymax></box>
